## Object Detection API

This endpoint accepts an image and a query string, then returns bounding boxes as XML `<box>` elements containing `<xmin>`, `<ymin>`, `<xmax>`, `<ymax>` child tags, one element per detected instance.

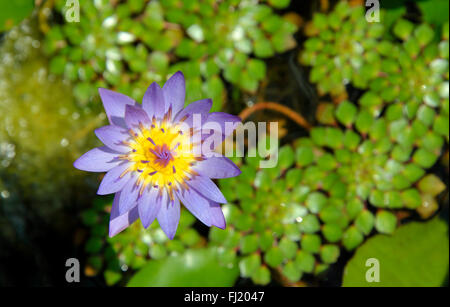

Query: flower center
<box><xmin>151</xmin><ymin>144</ymin><xmax>175</xmax><ymax>168</ymax></box>
<box><xmin>119</xmin><ymin>118</ymin><xmax>199</xmax><ymax>195</ymax></box>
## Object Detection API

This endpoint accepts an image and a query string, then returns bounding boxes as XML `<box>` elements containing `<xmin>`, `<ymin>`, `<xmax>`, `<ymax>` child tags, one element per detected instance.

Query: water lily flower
<box><xmin>74</xmin><ymin>72</ymin><xmax>241</xmax><ymax>239</ymax></box>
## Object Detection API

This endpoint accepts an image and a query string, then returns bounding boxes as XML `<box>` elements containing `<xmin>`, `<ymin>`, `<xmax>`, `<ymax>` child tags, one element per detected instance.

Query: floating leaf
<box><xmin>128</xmin><ymin>248</ymin><xmax>239</xmax><ymax>286</ymax></box>
<box><xmin>375</xmin><ymin>211</ymin><xmax>397</xmax><ymax>234</ymax></box>
<box><xmin>343</xmin><ymin>218</ymin><xmax>449</xmax><ymax>286</ymax></box>
<box><xmin>417</xmin><ymin>174</ymin><xmax>446</xmax><ymax>196</ymax></box>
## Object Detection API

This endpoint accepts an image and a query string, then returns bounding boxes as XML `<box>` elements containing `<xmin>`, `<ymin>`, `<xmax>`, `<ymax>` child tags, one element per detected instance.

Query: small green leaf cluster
<box><xmin>299</xmin><ymin>2</ymin><xmax>386</xmax><ymax>96</ymax></box>
<box><xmin>43</xmin><ymin>0</ymin><xmax>297</xmax><ymax>109</ymax></box>
<box><xmin>301</xmin><ymin>1</ymin><xmax>449</xmax><ymax>124</ymax></box>
<box><xmin>210</xmin><ymin>147</ymin><xmax>344</xmax><ymax>285</ymax></box>
<box><xmin>363</xmin><ymin>19</ymin><xmax>449</xmax><ymax>143</ymax></box>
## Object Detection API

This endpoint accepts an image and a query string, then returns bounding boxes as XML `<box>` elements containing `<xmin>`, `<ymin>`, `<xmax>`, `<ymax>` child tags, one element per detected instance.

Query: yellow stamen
<box><xmin>120</xmin><ymin>118</ymin><xmax>197</xmax><ymax>192</ymax></box>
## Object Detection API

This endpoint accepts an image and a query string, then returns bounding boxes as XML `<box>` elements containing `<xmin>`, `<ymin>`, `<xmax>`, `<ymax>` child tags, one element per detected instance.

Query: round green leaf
<box><xmin>343</xmin><ymin>218</ymin><xmax>449</xmax><ymax>286</ymax></box>
<box><xmin>128</xmin><ymin>248</ymin><xmax>239</xmax><ymax>286</ymax></box>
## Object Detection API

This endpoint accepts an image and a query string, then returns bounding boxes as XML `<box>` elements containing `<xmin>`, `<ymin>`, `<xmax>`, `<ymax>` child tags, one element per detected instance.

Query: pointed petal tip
<box><xmin>138</xmin><ymin>190</ymin><xmax>162</xmax><ymax>230</ymax></box>
<box><xmin>172</xmin><ymin>70</ymin><xmax>184</xmax><ymax>79</ymax></box>
<box><xmin>159</xmin><ymin>220</ymin><xmax>177</xmax><ymax>239</ymax></box>
<box><xmin>235</xmin><ymin>167</ymin><xmax>242</xmax><ymax>176</ymax></box>
<box><xmin>213</xmin><ymin>223</ymin><xmax>226</xmax><ymax>230</ymax></box>
<box><xmin>98</xmin><ymin>87</ymin><xmax>107</xmax><ymax>96</ymax></box>
<box><xmin>163</xmin><ymin>71</ymin><xmax>186</xmax><ymax>116</ymax></box>
<box><xmin>230</xmin><ymin>114</ymin><xmax>242</xmax><ymax>123</ymax></box>
<box><xmin>164</xmin><ymin>71</ymin><xmax>185</xmax><ymax>88</ymax></box>
<box><xmin>150</xmin><ymin>81</ymin><xmax>162</xmax><ymax>88</ymax></box>
<box><xmin>167</xmin><ymin>232</ymin><xmax>176</xmax><ymax>240</ymax></box>
<box><xmin>156</xmin><ymin>196</ymin><xmax>180</xmax><ymax>240</ymax></box>
<box><xmin>140</xmin><ymin>220</ymin><xmax>150</xmax><ymax>229</ymax></box>
<box><xmin>204</xmin><ymin>98</ymin><xmax>213</xmax><ymax>108</ymax></box>
<box><xmin>108</xmin><ymin>223</ymin><xmax>122</xmax><ymax>237</ymax></box>
<box><xmin>97</xmin><ymin>87</ymin><xmax>136</xmax><ymax>127</ymax></box>
<box><xmin>124</xmin><ymin>104</ymin><xmax>151</xmax><ymax>129</ymax></box>
<box><xmin>108</xmin><ymin>225</ymin><xmax>126</xmax><ymax>237</ymax></box>
<box><xmin>124</xmin><ymin>103</ymin><xmax>134</xmax><ymax>113</ymax></box>
<box><xmin>73</xmin><ymin>159</ymin><xmax>81</xmax><ymax>170</ymax></box>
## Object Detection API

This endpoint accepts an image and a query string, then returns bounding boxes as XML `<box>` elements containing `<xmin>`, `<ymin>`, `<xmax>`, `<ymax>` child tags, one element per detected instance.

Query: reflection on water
<box><xmin>0</xmin><ymin>18</ymin><xmax>104</xmax><ymax>282</ymax></box>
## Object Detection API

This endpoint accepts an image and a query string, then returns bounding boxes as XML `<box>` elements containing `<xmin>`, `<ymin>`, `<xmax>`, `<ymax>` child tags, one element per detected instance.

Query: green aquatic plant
<box><xmin>299</xmin><ymin>1</ymin><xmax>386</xmax><ymax>97</ymax></box>
<box><xmin>211</xmin><ymin>146</ymin><xmax>344</xmax><ymax>285</ymax></box>
<box><xmin>207</xmin><ymin>6</ymin><xmax>448</xmax><ymax>286</ymax></box>
<box><xmin>362</xmin><ymin>19</ymin><xmax>449</xmax><ymax>142</ymax></box>
<box><xmin>210</xmin><ymin>109</ymin><xmax>446</xmax><ymax>284</ymax></box>
<box><xmin>43</xmin><ymin>0</ymin><xmax>297</xmax><ymax>110</ymax></box>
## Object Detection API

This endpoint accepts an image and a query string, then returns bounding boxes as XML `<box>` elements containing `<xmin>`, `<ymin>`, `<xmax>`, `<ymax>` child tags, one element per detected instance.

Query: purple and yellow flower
<box><xmin>74</xmin><ymin>72</ymin><xmax>241</xmax><ymax>239</ymax></box>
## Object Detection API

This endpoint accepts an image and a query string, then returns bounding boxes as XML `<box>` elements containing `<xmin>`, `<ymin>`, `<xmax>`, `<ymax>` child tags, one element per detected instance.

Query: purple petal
<box><xmin>110</xmin><ymin>191</ymin><xmax>122</xmax><ymax>219</ymax></box>
<box><xmin>176</xmin><ymin>188</ymin><xmax>212</xmax><ymax>227</ymax></box>
<box><xmin>109</xmin><ymin>192</ymin><xmax>139</xmax><ymax>237</ymax></box>
<box><xmin>138</xmin><ymin>187</ymin><xmax>162</xmax><ymax>228</ymax></box>
<box><xmin>174</xmin><ymin>98</ymin><xmax>212</xmax><ymax>127</ymax></box>
<box><xmin>176</xmin><ymin>188</ymin><xmax>227</xmax><ymax>229</ymax></box>
<box><xmin>208</xmin><ymin>201</ymin><xmax>226</xmax><ymax>229</ymax></box>
<box><xmin>73</xmin><ymin>146</ymin><xmax>120</xmax><ymax>172</ymax></box>
<box><xmin>118</xmin><ymin>177</ymin><xmax>140</xmax><ymax>215</ymax></box>
<box><xmin>163</xmin><ymin>71</ymin><xmax>185</xmax><ymax>117</ymax></box>
<box><xmin>156</xmin><ymin>193</ymin><xmax>180</xmax><ymax>240</ymax></box>
<box><xmin>142</xmin><ymin>82</ymin><xmax>165</xmax><ymax>120</ymax></box>
<box><xmin>124</xmin><ymin>104</ymin><xmax>151</xmax><ymax>130</ymax></box>
<box><xmin>193</xmin><ymin>156</ymin><xmax>241</xmax><ymax>179</ymax></box>
<box><xmin>97</xmin><ymin>162</ymin><xmax>133</xmax><ymax>195</ymax></box>
<box><xmin>95</xmin><ymin>125</ymin><xmax>130</xmax><ymax>152</ymax></box>
<box><xmin>204</xmin><ymin>112</ymin><xmax>241</xmax><ymax>136</ymax></box>
<box><xmin>187</xmin><ymin>175</ymin><xmax>227</xmax><ymax>204</ymax></box>
<box><xmin>99</xmin><ymin>88</ymin><xmax>136</xmax><ymax>127</ymax></box>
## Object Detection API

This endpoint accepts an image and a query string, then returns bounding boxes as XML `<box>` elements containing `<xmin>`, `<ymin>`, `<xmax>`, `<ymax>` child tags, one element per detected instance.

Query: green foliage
<box><xmin>417</xmin><ymin>0</ymin><xmax>450</xmax><ymax>28</ymax></box>
<box><xmin>74</xmin><ymin>1</ymin><xmax>448</xmax><ymax>287</ymax></box>
<box><xmin>300</xmin><ymin>1</ymin><xmax>448</xmax><ymax>214</ymax></box>
<box><xmin>210</xmin><ymin>143</ymin><xmax>348</xmax><ymax>284</ymax></box>
<box><xmin>206</xmin><ymin>2</ymin><xmax>448</xmax><ymax>285</ymax></box>
<box><xmin>300</xmin><ymin>2</ymin><xmax>386</xmax><ymax>96</ymax></box>
<box><xmin>43</xmin><ymin>0</ymin><xmax>297</xmax><ymax>109</ymax></box>
<box><xmin>127</xmin><ymin>248</ymin><xmax>239</xmax><ymax>286</ymax></box>
<box><xmin>343</xmin><ymin>217</ymin><xmax>449</xmax><ymax>286</ymax></box>
<box><xmin>0</xmin><ymin>0</ymin><xmax>34</xmax><ymax>31</ymax></box>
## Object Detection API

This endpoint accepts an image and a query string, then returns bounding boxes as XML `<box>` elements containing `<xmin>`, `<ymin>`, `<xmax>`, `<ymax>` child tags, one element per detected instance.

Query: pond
<box><xmin>0</xmin><ymin>0</ymin><xmax>448</xmax><ymax>288</ymax></box>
